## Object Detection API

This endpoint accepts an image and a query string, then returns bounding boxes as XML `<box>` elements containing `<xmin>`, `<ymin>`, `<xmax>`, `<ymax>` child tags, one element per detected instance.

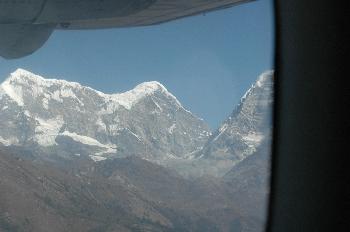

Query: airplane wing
<box><xmin>0</xmin><ymin>0</ymin><xmax>252</xmax><ymax>59</ymax></box>
<box><xmin>0</xmin><ymin>24</ymin><xmax>55</xmax><ymax>59</ymax></box>
<box><xmin>52</xmin><ymin>0</ymin><xmax>253</xmax><ymax>29</ymax></box>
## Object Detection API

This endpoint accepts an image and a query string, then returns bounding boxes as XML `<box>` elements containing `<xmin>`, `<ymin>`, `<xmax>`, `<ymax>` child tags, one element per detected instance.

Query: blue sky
<box><xmin>0</xmin><ymin>0</ymin><xmax>274</xmax><ymax>129</ymax></box>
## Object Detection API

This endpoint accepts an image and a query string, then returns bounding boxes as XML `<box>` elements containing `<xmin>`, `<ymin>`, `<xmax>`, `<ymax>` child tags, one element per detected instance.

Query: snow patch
<box><xmin>1</xmin><ymin>80</ymin><xmax>24</xmax><ymax>106</ymax></box>
<box><xmin>256</xmin><ymin>70</ymin><xmax>273</xmax><ymax>88</ymax></box>
<box><xmin>59</xmin><ymin>131</ymin><xmax>117</xmax><ymax>154</ymax></box>
<box><xmin>213</xmin><ymin>124</ymin><xmax>228</xmax><ymax>141</ymax></box>
<box><xmin>51</xmin><ymin>90</ymin><xmax>63</xmax><ymax>102</ymax></box>
<box><xmin>242</xmin><ymin>133</ymin><xmax>264</xmax><ymax>148</ymax></box>
<box><xmin>61</xmin><ymin>131</ymin><xmax>107</xmax><ymax>147</ymax></box>
<box><xmin>24</xmin><ymin>110</ymin><xmax>31</xmax><ymax>117</ymax></box>
<box><xmin>152</xmin><ymin>98</ymin><xmax>163</xmax><ymax>111</ymax></box>
<box><xmin>60</xmin><ymin>88</ymin><xmax>84</xmax><ymax>106</ymax></box>
<box><xmin>96</xmin><ymin>118</ymin><xmax>107</xmax><ymax>131</ymax></box>
<box><xmin>168</xmin><ymin>124</ymin><xmax>176</xmax><ymax>134</ymax></box>
<box><xmin>126</xmin><ymin>128</ymin><xmax>142</xmax><ymax>141</ymax></box>
<box><xmin>0</xmin><ymin>136</ymin><xmax>19</xmax><ymax>146</ymax></box>
<box><xmin>59</xmin><ymin>131</ymin><xmax>117</xmax><ymax>162</ymax></box>
<box><xmin>0</xmin><ymin>86</ymin><xmax>4</xmax><ymax>99</ymax></box>
<box><xmin>34</xmin><ymin>116</ymin><xmax>64</xmax><ymax>146</ymax></box>
<box><xmin>90</xmin><ymin>155</ymin><xmax>107</xmax><ymax>162</ymax></box>
<box><xmin>42</xmin><ymin>98</ymin><xmax>49</xmax><ymax>109</ymax></box>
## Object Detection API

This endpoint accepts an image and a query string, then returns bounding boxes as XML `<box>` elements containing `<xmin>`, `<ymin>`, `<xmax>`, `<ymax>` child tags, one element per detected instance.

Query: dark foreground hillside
<box><xmin>0</xmin><ymin>150</ymin><xmax>266</xmax><ymax>232</ymax></box>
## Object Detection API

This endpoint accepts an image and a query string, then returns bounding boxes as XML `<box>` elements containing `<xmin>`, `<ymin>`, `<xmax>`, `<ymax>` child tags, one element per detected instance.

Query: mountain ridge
<box><xmin>0</xmin><ymin>68</ymin><xmax>183</xmax><ymax>110</ymax></box>
<box><xmin>165</xmin><ymin>70</ymin><xmax>274</xmax><ymax>178</ymax></box>
<box><xmin>0</xmin><ymin>68</ymin><xmax>211</xmax><ymax>163</ymax></box>
<box><xmin>0</xmin><ymin>68</ymin><xmax>273</xmax><ymax>179</ymax></box>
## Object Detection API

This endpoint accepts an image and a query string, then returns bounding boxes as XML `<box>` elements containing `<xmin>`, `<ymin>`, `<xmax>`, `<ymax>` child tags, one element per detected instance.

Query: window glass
<box><xmin>0</xmin><ymin>0</ymin><xmax>274</xmax><ymax>231</ymax></box>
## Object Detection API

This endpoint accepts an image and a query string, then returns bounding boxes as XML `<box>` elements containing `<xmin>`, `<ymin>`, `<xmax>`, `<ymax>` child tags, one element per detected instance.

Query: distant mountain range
<box><xmin>0</xmin><ymin>69</ymin><xmax>273</xmax><ymax>232</ymax></box>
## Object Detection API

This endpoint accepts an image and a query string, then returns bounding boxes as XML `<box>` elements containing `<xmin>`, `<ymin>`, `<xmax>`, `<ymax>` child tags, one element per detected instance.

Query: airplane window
<box><xmin>0</xmin><ymin>0</ymin><xmax>274</xmax><ymax>231</ymax></box>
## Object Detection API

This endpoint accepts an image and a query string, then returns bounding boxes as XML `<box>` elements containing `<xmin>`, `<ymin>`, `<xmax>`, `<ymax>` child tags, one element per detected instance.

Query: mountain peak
<box><xmin>114</xmin><ymin>80</ymin><xmax>182</xmax><ymax>109</ymax></box>
<box><xmin>117</xmin><ymin>80</ymin><xmax>169</xmax><ymax>100</ymax></box>
<box><xmin>12</xmin><ymin>68</ymin><xmax>37</xmax><ymax>77</ymax></box>
<box><xmin>240</xmin><ymin>70</ymin><xmax>273</xmax><ymax>104</ymax></box>
<box><xmin>3</xmin><ymin>68</ymin><xmax>81</xmax><ymax>89</ymax></box>
<box><xmin>5</xmin><ymin>68</ymin><xmax>45</xmax><ymax>84</ymax></box>
<box><xmin>256</xmin><ymin>70</ymin><xmax>274</xmax><ymax>88</ymax></box>
<box><xmin>134</xmin><ymin>81</ymin><xmax>167</xmax><ymax>92</ymax></box>
<box><xmin>1</xmin><ymin>69</ymin><xmax>184</xmax><ymax>110</ymax></box>
<box><xmin>4</xmin><ymin>69</ymin><xmax>169</xmax><ymax>94</ymax></box>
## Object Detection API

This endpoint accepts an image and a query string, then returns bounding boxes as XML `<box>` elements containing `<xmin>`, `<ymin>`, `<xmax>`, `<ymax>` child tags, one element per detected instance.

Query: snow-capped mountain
<box><xmin>169</xmin><ymin>71</ymin><xmax>274</xmax><ymax>177</ymax></box>
<box><xmin>0</xmin><ymin>68</ymin><xmax>273</xmax><ymax>179</ymax></box>
<box><xmin>0</xmin><ymin>69</ymin><xmax>211</xmax><ymax>162</ymax></box>
<box><xmin>202</xmin><ymin>70</ymin><xmax>274</xmax><ymax>160</ymax></box>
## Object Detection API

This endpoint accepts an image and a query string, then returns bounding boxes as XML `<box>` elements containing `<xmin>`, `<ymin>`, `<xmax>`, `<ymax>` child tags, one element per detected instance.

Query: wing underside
<box><xmin>0</xmin><ymin>0</ymin><xmax>251</xmax><ymax>59</ymax></box>
<box><xmin>0</xmin><ymin>24</ymin><xmax>55</xmax><ymax>59</ymax></box>
<box><xmin>55</xmin><ymin>0</ymin><xmax>252</xmax><ymax>29</ymax></box>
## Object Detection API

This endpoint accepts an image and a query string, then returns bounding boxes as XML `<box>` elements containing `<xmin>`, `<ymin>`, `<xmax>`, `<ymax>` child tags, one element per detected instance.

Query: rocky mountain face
<box><xmin>167</xmin><ymin>71</ymin><xmax>274</xmax><ymax>178</ymax></box>
<box><xmin>202</xmin><ymin>70</ymin><xmax>273</xmax><ymax>161</ymax></box>
<box><xmin>0</xmin><ymin>69</ymin><xmax>210</xmax><ymax>163</ymax></box>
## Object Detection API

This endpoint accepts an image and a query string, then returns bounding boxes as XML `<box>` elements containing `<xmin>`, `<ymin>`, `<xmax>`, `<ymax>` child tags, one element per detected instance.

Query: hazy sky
<box><xmin>0</xmin><ymin>0</ymin><xmax>274</xmax><ymax>129</ymax></box>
